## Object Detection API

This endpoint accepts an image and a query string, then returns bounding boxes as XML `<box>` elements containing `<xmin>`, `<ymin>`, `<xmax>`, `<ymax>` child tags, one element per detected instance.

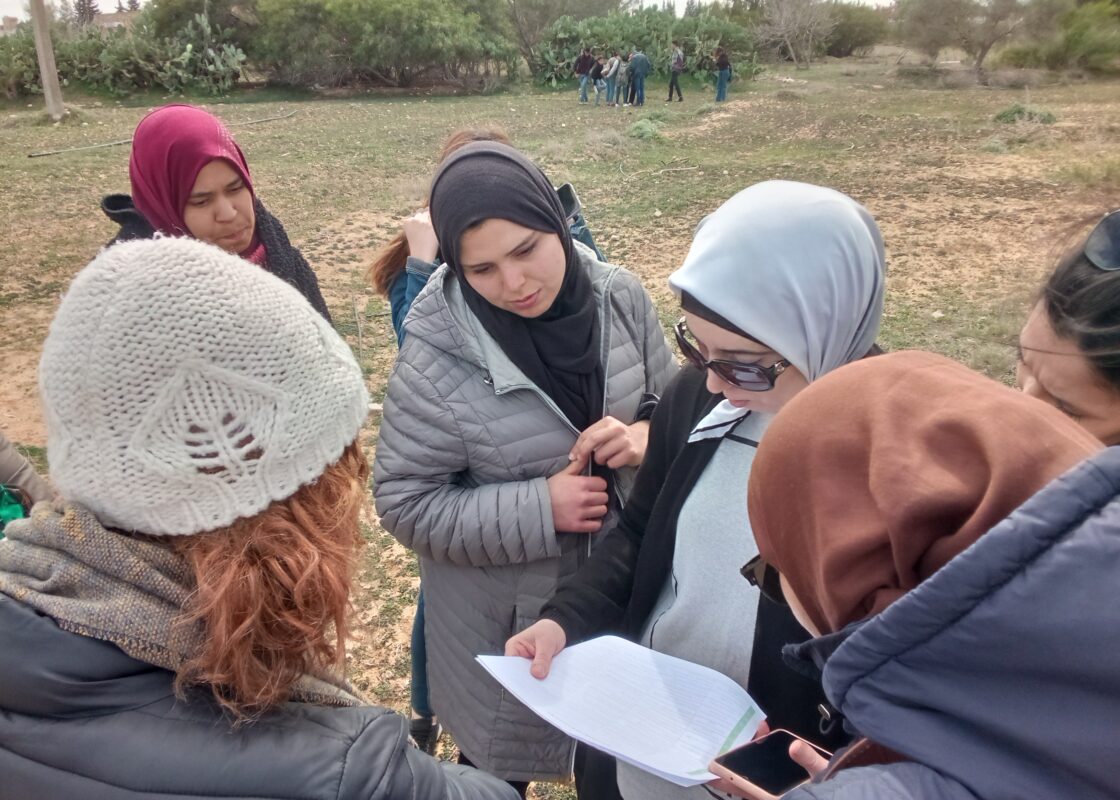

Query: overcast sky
<box><xmin>1</xmin><ymin>0</ymin><xmax>891</xmax><ymax>22</ymax></box>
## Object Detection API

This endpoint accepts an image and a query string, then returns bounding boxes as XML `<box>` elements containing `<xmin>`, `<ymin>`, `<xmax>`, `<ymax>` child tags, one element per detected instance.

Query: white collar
<box><xmin>688</xmin><ymin>400</ymin><xmax>751</xmax><ymax>443</ymax></box>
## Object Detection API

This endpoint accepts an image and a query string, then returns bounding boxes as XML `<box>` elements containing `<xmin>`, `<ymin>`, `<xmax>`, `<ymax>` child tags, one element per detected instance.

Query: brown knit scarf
<box><xmin>0</xmin><ymin>501</ymin><xmax>362</xmax><ymax>708</ymax></box>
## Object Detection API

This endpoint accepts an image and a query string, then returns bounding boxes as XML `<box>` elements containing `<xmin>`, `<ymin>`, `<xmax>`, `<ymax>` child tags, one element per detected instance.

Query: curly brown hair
<box><xmin>367</xmin><ymin>125</ymin><xmax>512</xmax><ymax>297</ymax></box>
<box><xmin>170</xmin><ymin>439</ymin><xmax>369</xmax><ymax>721</ymax></box>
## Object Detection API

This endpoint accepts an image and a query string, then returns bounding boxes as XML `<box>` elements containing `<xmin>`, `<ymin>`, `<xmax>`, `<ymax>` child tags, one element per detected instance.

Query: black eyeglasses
<box><xmin>1085</xmin><ymin>210</ymin><xmax>1120</xmax><ymax>271</ymax></box>
<box><xmin>674</xmin><ymin>318</ymin><xmax>790</xmax><ymax>392</ymax></box>
<box><xmin>740</xmin><ymin>555</ymin><xmax>787</xmax><ymax>606</ymax></box>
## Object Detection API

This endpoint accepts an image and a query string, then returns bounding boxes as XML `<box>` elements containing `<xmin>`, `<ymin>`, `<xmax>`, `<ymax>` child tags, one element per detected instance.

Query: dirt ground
<box><xmin>1</xmin><ymin>54</ymin><xmax>1117</xmax><ymax>796</ymax></box>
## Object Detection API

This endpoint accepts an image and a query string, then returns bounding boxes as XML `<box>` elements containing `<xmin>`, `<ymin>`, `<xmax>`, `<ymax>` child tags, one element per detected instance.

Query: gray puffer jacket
<box><xmin>0</xmin><ymin>594</ymin><xmax>519</xmax><ymax>800</ymax></box>
<box><xmin>784</xmin><ymin>446</ymin><xmax>1120</xmax><ymax>800</ymax></box>
<box><xmin>374</xmin><ymin>246</ymin><xmax>677</xmax><ymax>782</ymax></box>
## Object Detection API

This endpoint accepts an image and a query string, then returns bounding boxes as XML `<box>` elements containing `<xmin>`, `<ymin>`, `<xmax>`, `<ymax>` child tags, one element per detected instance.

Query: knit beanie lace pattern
<box><xmin>40</xmin><ymin>237</ymin><xmax>369</xmax><ymax>537</ymax></box>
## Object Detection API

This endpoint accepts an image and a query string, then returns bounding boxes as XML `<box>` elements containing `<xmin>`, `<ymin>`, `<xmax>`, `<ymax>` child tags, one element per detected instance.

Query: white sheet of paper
<box><xmin>478</xmin><ymin>635</ymin><xmax>764</xmax><ymax>786</ymax></box>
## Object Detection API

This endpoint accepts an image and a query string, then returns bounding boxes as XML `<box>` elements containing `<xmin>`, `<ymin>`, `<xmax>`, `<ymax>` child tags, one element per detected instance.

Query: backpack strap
<box><xmin>819</xmin><ymin>737</ymin><xmax>908</xmax><ymax>779</ymax></box>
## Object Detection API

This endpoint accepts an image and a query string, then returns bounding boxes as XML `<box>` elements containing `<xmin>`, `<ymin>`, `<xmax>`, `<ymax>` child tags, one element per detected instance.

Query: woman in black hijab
<box><xmin>373</xmin><ymin>142</ymin><xmax>677</xmax><ymax>795</ymax></box>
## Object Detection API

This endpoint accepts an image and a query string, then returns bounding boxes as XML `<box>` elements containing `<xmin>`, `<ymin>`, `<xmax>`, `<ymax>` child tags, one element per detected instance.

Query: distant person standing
<box><xmin>590</xmin><ymin>56</ymin><xmax>607</xmax><ymax>107</ymax></box>
<box><xmin>714</xmin><ymin>46</ymin><xmax>731</xmax><ymax>102</ymax></box>
<box><xmin>667</xmin><ymin>41</ymin><xmax>684</xmax><ymax>102</ymax></box>
<box><xmin>628</xmin><ymin>47</ymin><xmax>652</xmax><ymax>107</ymax></box>
<box><xmin>603</xmin><ymin>51</ymin><xmax>621</xmax><ymax>107</ymax></box>
<box><xmin>617</xmin><ymin>53</ymin><xmax>632</xmax><ymax>108</ymax></box>
<box><xmin>575</xmin><ymin>47</ymin><xmax>595</xmax><ymax>104</ymax></box>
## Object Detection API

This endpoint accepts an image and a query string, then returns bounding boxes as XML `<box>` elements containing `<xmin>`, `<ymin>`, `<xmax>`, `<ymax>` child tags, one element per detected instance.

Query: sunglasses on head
<box><xmin>1085</xmin><ymin>210</ymin><xmax>1120</xmax><ymax>271</ymax></box>
<box><xmin>740</xmin><ymin>554</ymin><xmax>787</xmax><ymax>606</ymax></box>
<box><xmin>674</xmin><ymin>318</ymin><xmax>790</xmax><ymax>392</ymax></box>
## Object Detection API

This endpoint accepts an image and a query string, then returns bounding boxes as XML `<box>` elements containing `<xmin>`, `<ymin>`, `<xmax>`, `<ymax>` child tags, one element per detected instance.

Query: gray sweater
<box><xmin>374</xmin><ymin>246</ymin><xmax>677</xmax><ymax>782</ymax></box>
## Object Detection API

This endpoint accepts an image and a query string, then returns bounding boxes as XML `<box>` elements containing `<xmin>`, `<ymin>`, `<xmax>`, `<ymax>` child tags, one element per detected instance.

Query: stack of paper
<box><xmin>478</xmin><ymin>635</ymin><xmax>764</xmax><ymax>786</ymax></box>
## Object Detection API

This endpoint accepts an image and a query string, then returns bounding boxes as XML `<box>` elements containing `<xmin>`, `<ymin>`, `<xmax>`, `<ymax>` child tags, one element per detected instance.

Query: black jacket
<box><xmin>542</xmin><ymin>366</ymin><xmax>846</xmax><ymax>750</ymax></box>
<box><xmin>101</xmin><ymin>194</ymin><xmax>332</xmax><ymax>323</ymax></box>
<box><xmin>0</xmin><ymin>594</ymin><xmax>518</xmax><ymax>800</ymax></box>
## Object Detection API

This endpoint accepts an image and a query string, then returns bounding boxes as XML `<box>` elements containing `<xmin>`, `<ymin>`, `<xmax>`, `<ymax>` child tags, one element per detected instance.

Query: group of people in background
<box><xmin>574</xmin><ymin>43</ymin><xmax>734</xmax><ymax>107</ymax></box>
<box><xmin>575</xmin><ymin>45</ymin><xmax>653</xmax><ymax>107</ymax></box>
<box><xmin>0</xmin><ymin>102</ymin><xmax>1118</xmax><ymax>800</ymax></box>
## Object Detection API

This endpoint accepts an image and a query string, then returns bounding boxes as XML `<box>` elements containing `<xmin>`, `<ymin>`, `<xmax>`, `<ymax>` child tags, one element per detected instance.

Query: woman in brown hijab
<box><xmin>744</xmin><ymin>350</ymin><xmax>1118</xmax><ymax>800</ymax></box>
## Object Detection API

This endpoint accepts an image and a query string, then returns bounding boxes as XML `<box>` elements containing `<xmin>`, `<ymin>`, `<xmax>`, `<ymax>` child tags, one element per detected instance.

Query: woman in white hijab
<box><xmin>506</xmin><ymin>180</ymin><xmax>887</xmax><ymax>800</ymax></box>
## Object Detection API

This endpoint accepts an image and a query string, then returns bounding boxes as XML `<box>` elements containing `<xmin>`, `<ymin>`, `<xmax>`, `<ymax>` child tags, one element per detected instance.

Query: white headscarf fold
<box><xmin>670</xmin><ymin>180</ymin><xmax>886</xmax><ymax>383</ymax></box>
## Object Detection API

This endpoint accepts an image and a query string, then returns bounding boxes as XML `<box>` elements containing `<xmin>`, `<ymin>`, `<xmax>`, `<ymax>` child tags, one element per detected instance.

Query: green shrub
<box><xmin>994</xmin><ymin>103</ymin><xmax>1056</xmax><ymax>124</ymax></box>
<box><xmin>0</xmin><ymin>30</ymin><xmax>39</xmax><ymax>99</ymax></box>
<box><xmin>253</xmin><ymin>0</ymin><xmax>518</xmax><ymax>88</ymax></box>
<box><xmin>824</xmin><ymin>1</ymin><xmax>888</xmax><ymax>58</ymax></box>
<box><xmin>627</xmin><ymin>118</ymin><xmax>662</xmax><ymax>140</ymax></box>
<box><xmin>0</xmin><ymin>13</ymin><xmax>245</xmax><ymax>98</ymax></box>
<box><xmin>995</xmin><ymin>1</ymin><xmax>1120</xmax><ymax>72</ymax></box>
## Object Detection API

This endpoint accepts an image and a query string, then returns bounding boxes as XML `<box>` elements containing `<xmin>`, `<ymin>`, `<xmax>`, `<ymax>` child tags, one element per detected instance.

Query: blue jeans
<box><xmin>409</xmin><ymin>590</ymin><xmax>433</xmax><ymax>718</ymax></box>
<box><xmin>716</xmin><ymin>68</ymin><xmax>730</xmax><ymax>102</ymax></box>
<box><xmin>618</xmin><ymin>80</ymin><xmax>629</xmax><ymax>104</ymax></box>
<box><xmin>633</xmin><ymin>74</ymin><xmax>645</xmax><ymax>106</ymax></box>
<box><xmin>594</xmin><ymin>79</ymin><xmax>606</xmax><ymax>105</ymax></box>
<box><xmin>579</xmin><ymin>73</ymin><xmax>590</xmax><ymax>102</ymax></box>
<box><xmin>605</xmin><ymin>76</ymin><xmax>617</xmax><ymax>104</ymax></box>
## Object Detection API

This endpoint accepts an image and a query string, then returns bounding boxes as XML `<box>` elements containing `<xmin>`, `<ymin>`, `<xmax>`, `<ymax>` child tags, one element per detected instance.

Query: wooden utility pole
<box><xmin>29</xmin><ymin>0</ymin><xmax>65</xmax><ymax>122</ymax></box>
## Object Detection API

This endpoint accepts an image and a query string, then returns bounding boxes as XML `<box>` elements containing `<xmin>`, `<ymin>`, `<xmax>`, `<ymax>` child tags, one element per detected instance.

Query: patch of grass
<box><xmin>627</xmin><ymin>118</ymin><xmax>663</xmax><ymax>140</ymax></box>
<box><xmin>1059</xmin><ymin>158</ymin><xmax>1120</xmax><ymax>188</ymax></box>
<box><xmin>14</xmin><ymin>444</ymin><xmax>48</xmax><ymax>474</ymax></box>
<box><xmin>994</xmin><ymin>102</ymin><xmax>1056</xmax><ymax>125</ymax></box>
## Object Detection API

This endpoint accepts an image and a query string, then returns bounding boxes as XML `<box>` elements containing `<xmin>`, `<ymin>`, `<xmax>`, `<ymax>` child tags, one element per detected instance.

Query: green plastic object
<box><xmin>0</xmin><ymin>485</ymin><xmax>26</xmax><ymax>538</ymax></box>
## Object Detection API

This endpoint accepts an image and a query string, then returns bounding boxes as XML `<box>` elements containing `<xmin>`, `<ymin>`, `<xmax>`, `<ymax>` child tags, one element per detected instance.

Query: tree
<box><xmin>127</xmin><ymin>0</ymin><xmax>139</xmax><ymax>8</ymax></box>
<box><xmin>896</xmin><ymin>0</ymin><xmax>971</xmax><ymax>62</ymax></box>
<box><xmin>958</xmin><ymin>0</ymin><xmax>1033</xmax><ymax>80</ymax></box>
<box><xmin>54</xmin><ymin>0</ymin><xmax>76</xmax><ymax>25</ymax></box>
<box><xmin>898</xmin><ymin>0</ymin><xmax>1066</xmax><ymax>79</ymax></box>
<box><xmin>505</xmin><ymin>0</ymin><xmax>622</xmax><ymax>69</ymax></box>
<box><xmin>824</xmin><ymin>1</ymin><xmax>887</xmax><ymax>57</ymax></box>
<box><xmin>755</xmin><ymin>0</ymin><xmax>835</xmax><ymax>67</ymax></box>
<box><xmin>73</xmin><ymin>0</ymin><xmax>99</xmax><ymax>25</ymax></box>
<box><xmin>116</xmin><ymin>0</ymin><xmax>125</xmax><ymax>11</ymax></box>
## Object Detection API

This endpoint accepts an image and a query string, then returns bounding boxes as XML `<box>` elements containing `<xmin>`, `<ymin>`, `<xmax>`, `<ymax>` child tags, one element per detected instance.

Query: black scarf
<box><xmin>429</xmin><ymin>142</ymin><xmax>604</xmax><ymax>432</ymax></box>
<box><xmin>101</xmin><ymin>195</ymin><xmax>332</xmax><ymax>324</ymax></box>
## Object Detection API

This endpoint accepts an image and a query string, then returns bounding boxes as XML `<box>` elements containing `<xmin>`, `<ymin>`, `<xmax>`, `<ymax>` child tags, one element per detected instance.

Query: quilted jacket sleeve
<box><xmin>636</xmin><ymin>279</ymin><xmax>678</xmax><ymax>400</ymax></box>
<box><xmin>374</xmin><ymin>359</ymin><xmax>561</xmax><ymax>568</ymax></box>
<box><xmin>337</xmin><ymin>707</ymin><xmax>521</xmax><ymax>800</ymax></box>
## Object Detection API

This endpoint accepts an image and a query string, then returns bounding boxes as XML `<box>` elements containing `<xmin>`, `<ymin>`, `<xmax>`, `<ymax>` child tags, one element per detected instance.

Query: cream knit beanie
<box><xmin>39</xmin><ymin>237</ymin><xmax>369</xmax><ymax>536</ymax></box>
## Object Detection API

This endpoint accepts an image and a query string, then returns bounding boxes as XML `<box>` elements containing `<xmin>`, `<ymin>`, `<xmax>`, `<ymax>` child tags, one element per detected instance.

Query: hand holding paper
<box><xmin>478</xmin><ymin>635</ymin><xmax>765</xmax><ymax>787</ymax></box>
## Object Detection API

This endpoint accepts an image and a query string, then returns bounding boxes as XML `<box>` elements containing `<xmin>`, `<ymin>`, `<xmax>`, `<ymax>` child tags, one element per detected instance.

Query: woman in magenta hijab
<box><xmin>101</xmin><ymin>104</ymin><xmax>331</xmax><ymax>321</ymax></box>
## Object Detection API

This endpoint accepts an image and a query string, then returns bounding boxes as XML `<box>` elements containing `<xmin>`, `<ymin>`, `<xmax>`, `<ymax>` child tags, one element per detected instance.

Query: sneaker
<box><xmin>410</xmin><ymin>715</ymin><xmax>444</xmax><ymax>755</ymax></box>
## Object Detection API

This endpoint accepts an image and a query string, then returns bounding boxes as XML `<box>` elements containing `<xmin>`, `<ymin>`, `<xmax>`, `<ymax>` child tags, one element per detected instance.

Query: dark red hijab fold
<box><xmin>129</xmin><ymin>105</ymin><xmax>259</xmax><ymax>258</ymax></box>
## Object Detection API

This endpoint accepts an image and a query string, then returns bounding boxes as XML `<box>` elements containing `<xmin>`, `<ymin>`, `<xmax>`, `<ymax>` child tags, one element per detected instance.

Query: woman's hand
<box><xmin>788</xmin><ymin>738</ymin><xmax>829</xmax><ymax>776</ymax></box>
<box><xmin>570</xmin><ymin>417</ymin><xmax>651</xmax><ymax>469</ymax></box>
<box><xmin>547</xmin><ymin>452</ymin><xmax>609</xmax><ymax>533</ymax></box>
<box><xmin>401</xmin><ymin>209</ymin><xmax>439</xmax><ymax>263</ymax></box>
<box><xmin>505</xmin><ymin>619</ymin><xmax>567</xmax><ymax>679</ymax></box>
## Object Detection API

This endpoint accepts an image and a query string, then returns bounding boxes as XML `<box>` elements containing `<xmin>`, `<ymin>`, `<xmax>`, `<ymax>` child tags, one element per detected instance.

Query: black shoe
<box><xmin>410</xmin><ymin>716</ymin><xmax>443</xmax><ymax>755</ymax></box>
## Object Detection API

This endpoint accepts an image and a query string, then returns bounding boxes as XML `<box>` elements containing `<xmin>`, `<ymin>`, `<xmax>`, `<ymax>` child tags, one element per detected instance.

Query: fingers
<box><xmin>570</xmin><ymin>417</ymin><xmax>625</xmax><ymax>462</ymax></box>
<box><xmin>530</xmin><ymin>647</ymin><xmax>554</xmax><ymax>679</ymax></box>
<box><xmin>788</xmin><ymin>740</ymin><xmax>829</xmax><ymax>777</ymax></box>
<box><xmin>561</xmin><ymin>449</ymin><xmax>590</xmax><ymax>475</ymax></box>
<box><xmin>505</xmin><ymin>636</ymin><xmax>533</xmax><ymax>658</ymax></box>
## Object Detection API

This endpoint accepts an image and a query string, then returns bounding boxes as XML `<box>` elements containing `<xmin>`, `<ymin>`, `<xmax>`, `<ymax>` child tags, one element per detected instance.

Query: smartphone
<box><xmin>555</xmin><ymin>182</ymin><xmax>582</xmax><ymax>224</ymax></box>
<box><xmin>707</xmin><ymin>729</ymin><xmax>831</xmax><ymax>800</ymax></box>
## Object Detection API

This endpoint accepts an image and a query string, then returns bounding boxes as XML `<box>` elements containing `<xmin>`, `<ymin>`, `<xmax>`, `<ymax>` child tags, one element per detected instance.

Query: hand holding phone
<box><xmin>707</xmin><ymin>729</ymin><xmax>831</xmax><ymax>800</ymax></box>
